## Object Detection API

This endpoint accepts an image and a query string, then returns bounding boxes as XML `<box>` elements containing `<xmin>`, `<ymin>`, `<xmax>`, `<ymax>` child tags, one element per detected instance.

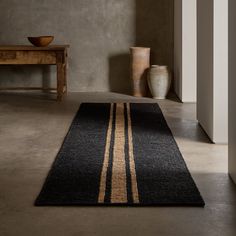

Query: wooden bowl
<box><xmin>28</xmin><ymin>36</ymin><xmax>54</xmax><ymax>47</ymax></box>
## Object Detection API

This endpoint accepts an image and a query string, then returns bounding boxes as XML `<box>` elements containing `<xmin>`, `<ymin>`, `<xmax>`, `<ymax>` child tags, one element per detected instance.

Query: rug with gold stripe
<box><xmin>35</xmin><ymin>103</ymin><xmax>205</xmax><ymax>206</ymax></box>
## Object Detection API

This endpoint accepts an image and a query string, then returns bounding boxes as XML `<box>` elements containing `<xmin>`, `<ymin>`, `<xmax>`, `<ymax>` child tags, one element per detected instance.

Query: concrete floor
<box><xmin>0</xmin><ymin>92</ymin><xmax>236</xmax><ymax>236</ymax></box>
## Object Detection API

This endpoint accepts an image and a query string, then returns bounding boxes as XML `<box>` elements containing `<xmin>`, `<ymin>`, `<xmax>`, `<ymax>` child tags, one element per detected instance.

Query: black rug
<box><xmin>35</xmin><ymin>103</ymin><xmax>205</xmax><ymax>206</ymax></box>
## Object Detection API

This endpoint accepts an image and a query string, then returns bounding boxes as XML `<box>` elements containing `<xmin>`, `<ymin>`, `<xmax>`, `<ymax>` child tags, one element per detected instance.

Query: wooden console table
<box><xmin>0</xmin><ymin>45</ymin><xmax>69</xmax><ymax>101</ymax></box>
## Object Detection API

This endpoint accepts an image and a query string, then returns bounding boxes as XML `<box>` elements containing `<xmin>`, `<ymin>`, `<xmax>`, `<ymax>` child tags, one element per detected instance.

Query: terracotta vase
<box><xmin>148</xmin><ymin>65</ymin><xmax>171</xmax><ymax>99</ymax></box>
<box><xmin>130</xmin><ymin>47</ymin><xmax>150</xmax><ymax>97</ymax></box>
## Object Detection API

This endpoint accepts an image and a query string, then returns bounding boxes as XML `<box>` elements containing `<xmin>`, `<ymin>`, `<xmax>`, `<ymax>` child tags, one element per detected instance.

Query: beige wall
<box><xmin>174</xmin><ymin>0</ymin><xmax>183</xmax><ymax>100</ymax></box>
<box><xmin>0</xmin><ymin>0</ymin><xmax>174</xmax><ymax>94</ymax></box>
<box><xmin>174</xmin><ymin>0</ymin><xmax>197</xmax><ymax>103</ymax></box>
<box><xmin>213</xmin><ymin>0</ymin><xmax>228</xmax><ymax>143</ymax></box>
<box><xmin>197</xmin><ymin>0</ymin><xmax>228</xmax><ymax>144</ymax></box>
<box><xmin>229</xmin><ymin>0</ymin><xmax>236</xmax><ymax>183</ymax></box>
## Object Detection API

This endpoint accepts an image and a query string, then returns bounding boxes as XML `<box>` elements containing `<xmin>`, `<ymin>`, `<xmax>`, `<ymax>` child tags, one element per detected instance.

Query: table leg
<box><xmin>64</xmin><ymin>63</ymin><xmax>67</xmax><ymax>93</ymax></box>
<box><xmin>57</xmin><ymin>63</ymin><xmax>65</xmax><ymax>101</ymax></box>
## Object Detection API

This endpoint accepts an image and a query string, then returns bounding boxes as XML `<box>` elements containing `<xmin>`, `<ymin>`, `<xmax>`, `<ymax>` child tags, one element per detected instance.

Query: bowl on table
<box><xmin>28</xmin><ymin>36</ymin><xmax>54</xmax><ymax>47</ymax></box>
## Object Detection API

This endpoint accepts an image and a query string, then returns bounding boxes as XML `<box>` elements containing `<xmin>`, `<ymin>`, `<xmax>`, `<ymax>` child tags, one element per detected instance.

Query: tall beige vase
<box><xmin>130</xmin><ymin>47</ymin><xmax>150</xmax><ymax>97</ymax></box>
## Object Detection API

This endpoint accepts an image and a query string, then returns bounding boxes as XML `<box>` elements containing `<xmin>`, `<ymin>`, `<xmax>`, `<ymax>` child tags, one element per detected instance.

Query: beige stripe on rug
<box><xmin>111</xmin><ymin>103</ymin><xmax>127</xmax><ymax>203</ymax></box>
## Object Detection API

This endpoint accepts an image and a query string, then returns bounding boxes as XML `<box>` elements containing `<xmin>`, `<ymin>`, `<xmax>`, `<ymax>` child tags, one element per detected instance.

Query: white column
<box><xmin>229</xmin><ymin>0</ymin><xmax>236</xmax><ymax>183</ymax></box>
<box><xmin>174</xmin><ymin>0</ymin><xmax>197</xmax><ymax>103</ymax></box>
<box><xmin>197</xmin><ymin>0</ymin><xmax>228</xmax><ymax>144</ymax></box>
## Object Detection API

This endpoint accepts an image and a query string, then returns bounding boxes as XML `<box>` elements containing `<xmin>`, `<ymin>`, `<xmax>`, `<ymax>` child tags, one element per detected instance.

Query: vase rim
<box><xmin>130</xmin><ymin>47</ymin><xmax>151</xmax><ymax>50</ymax></box>
<box><xmin>151</xmin><ymin>65</ymin><xmax>168</xmax><ymax>68</ymax></box>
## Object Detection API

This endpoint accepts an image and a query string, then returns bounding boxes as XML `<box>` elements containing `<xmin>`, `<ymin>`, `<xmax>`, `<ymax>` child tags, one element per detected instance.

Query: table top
<box><xmin>0</xmin><ymin>45</ymin><xmax>69</xmax><ymax>51</ymax></box>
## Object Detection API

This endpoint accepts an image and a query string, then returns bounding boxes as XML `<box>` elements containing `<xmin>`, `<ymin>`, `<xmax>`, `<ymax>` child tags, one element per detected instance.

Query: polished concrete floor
<box><xmin>0</xmin><ymin>92</ymin><xmax>236</xmax><ymax>236</ymax></box>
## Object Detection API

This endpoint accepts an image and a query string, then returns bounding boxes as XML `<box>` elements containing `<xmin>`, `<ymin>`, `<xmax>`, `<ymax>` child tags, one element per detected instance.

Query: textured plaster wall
<box><xmin>0</xmin><ymin>0</ymin><xmax>173</xmax><ymax>93</ymax></box>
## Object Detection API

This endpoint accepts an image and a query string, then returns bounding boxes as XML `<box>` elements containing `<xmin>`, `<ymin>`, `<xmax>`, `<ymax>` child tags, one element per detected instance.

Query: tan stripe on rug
<box><xmin>111</xmin><ymin>103</ymin><xmax>127</xmax><ymax>203</ymax></box>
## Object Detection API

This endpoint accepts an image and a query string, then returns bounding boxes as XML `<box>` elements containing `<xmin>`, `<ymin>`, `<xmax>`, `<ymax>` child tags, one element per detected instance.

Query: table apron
<box><xmin>0</xmin><ymin>51</ymin><xmax>59</xmax><ymax>65</ymax></box>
